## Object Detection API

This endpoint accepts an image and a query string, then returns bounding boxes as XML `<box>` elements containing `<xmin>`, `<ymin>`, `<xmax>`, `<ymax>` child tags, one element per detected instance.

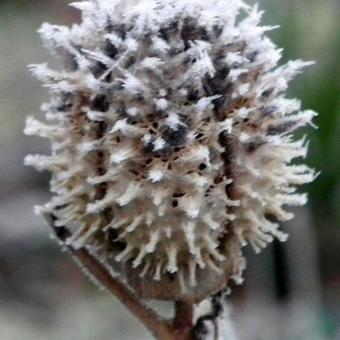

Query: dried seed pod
<box><xmin>25</xmin><ymin>0</ymin><xmax>317</xmax><ymax>301</ymax></box>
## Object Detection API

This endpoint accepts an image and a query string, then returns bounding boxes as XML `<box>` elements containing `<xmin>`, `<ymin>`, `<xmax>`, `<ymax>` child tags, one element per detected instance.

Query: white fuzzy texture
<box><xmin>25</xmin><ymin>0</ymin><xmax>317</xmax><ymax>290</ymax></box>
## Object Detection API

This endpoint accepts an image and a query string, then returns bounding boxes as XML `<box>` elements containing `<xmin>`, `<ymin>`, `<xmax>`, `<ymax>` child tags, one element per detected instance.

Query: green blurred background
<box><xmin>0</xmin><ymin>1</ymin><xmax>339</xmax><ymax>339</ymax></box>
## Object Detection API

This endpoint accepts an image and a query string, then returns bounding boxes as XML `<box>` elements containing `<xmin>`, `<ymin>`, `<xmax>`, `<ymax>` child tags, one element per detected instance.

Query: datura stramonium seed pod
<box><xmin>25</xmin><ymin>0</ymin><xmax>317</xmax><ymax>302</ymax></box>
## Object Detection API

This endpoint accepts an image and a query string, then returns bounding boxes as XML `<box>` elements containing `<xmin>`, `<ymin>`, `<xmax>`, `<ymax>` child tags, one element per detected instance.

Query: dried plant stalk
<box><xmin>25</xmin><ymin>0</ymin><xmax>317</xmax><ymax>339</ymax></box>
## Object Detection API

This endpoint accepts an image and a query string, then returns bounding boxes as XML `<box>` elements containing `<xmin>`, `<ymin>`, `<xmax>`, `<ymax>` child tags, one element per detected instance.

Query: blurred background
<box><xmin>0</xmin><ymin>0</ymin><xmax>339</xmax><ymax>339</ymax></box>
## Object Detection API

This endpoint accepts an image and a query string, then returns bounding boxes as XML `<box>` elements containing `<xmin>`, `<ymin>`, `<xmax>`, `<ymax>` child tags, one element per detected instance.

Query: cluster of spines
<box><xmin>25</xmin><ymin>0</ymin><xmax>317</xmax><ymax>291</ymax></box>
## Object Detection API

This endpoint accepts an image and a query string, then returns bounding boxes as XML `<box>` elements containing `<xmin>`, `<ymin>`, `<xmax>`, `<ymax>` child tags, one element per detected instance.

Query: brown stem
<box><xmin>44</xmin><ymin>213</ymin><xmax>221</xmax><ymax>340</ymax></box>
<box><xmin>172</xmin><ymin>301</ymin><xmax>195</xmax><ymax>340</ymax></box>
<box><xmin>69</xmin><ymin>246</ymin><xmax>175</xmax><ymax>339</ymax></box>
<box><xmin>45</xmin><ymin>213</ymin><xmax>174</xmax><ymax>339</ymax></box>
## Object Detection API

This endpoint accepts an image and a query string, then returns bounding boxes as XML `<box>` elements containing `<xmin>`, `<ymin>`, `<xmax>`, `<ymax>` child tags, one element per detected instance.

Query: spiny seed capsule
<box><xmin>25</xmin><ymin>0</ymin><xmax>317</xmax><ymax>301</ymax></box>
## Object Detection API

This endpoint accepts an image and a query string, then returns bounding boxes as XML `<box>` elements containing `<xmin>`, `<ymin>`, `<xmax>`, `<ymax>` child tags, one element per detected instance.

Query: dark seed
<box><xmin>213</xmin><ymin>24</ymin><xmax>224</xmax><ymax>37</ymax></box>
<box><xmin>91</xmin><ymin>61</ymin><xmax>109</xmax><ymax>79</ymax></box>
<box><xmin>112</xmin><ymin>24</ymin><xmax>127</xmax><ymax>40</ymax></box>
<box><xmin>144</xmin><ymin>141</ymin><xmax>155</xmax><ymax>154</ymax></box>
<box><xmin>198</xmin><ymin>27</ymin><xmax>209</xmax><ymax>41</ymax></box>
<box><xmin>114</xmin><ymin>241</ymin><xmax>127</xmax><ymax>252</ymax></box>
<box><xmin>247</xmin><ymin>51</ymin><xmax>258</xmax><ymax>63</ymax></box>
<box><xmin>55</xmin><ymin>226</ymin><xmax>71</xmax><ymax>241</ymax></box>
<box><xmin>126</xmin><ymin>116</ymin><xmax>138</xmax><ymax>125</ymax></box>
<box><xmin>217</xmin><ymin>66</ymin><xmax>230</xmax><ymax>80</ymax></box>
<box><xmin>163</xmin><ymin>125</ymin><xmax>188</xmax><ymax>146</ymax></box>
<box><xmin>187</xmin><ymin>90</ymin><xmax>200</xmax><ymax>102</ymax></box>
<box><xmin>107</xmin><ymin>228</ymin><xmax>118</xmax><ymax>242</ymax></box>
<box><xmin>261</xmin><ymin>89</ymin><xmax>274</xmax><ymax>97</ymax></box>
<box><xmin>129</xmin><ymin>169</ymin><xmax>139</xmax><ymax>176</ymax></box>
<box><xmin>92</xmin><ymin>94</ymin><xmax>110</xmax><ymax>112</ymax></box>
<box><xmin>168</xmin><ymin>20</ymin><xmax>179</xmax><ymax>32</ymax></box>
<box><xmin>214</xmin><ymin>176</ymin><xmax>224</xmax><ymax>184</ymax></box>
<box><xmin>124</xmin><ymin>55</ymin><xmax>136</xmax><ymax>68</ymax></box>
<box><xmin>219</xmin><ymin>138</ymin><xmax>233</xmax><ymax>166</ymax></box>
<box><xmin>173</xmin><ymin>193</ymin><xmax>185</xmax><ymax>198</ymax></box>
<box><xmin>103</xmin><ymin>39</ymin><xmax>118</xmax><ymax>59</ymax></box>
<box><xmin>181</xmin><ymin>19</ymin><xmax>198</xmax><ymax>49</ymax></box>
<box><xmin>159</xmin><ymin>28</ymin><xmax>170</xmax><ymax>41</ymax></box>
